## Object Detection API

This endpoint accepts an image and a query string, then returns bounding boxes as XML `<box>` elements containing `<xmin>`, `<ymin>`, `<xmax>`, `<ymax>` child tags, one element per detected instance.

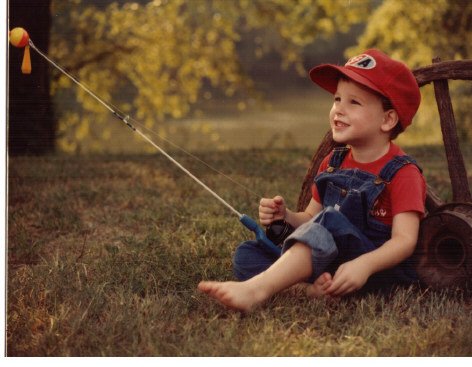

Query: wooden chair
<box><xmin>296</xmin><ymin>58</ymin><xmax>472</xmax><ymax>289</ymax></box>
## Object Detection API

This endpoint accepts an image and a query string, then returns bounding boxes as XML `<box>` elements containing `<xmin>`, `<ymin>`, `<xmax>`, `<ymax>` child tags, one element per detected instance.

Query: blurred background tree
<box><xmin>8</xmin><ymin>0</ymin><xmax>471</xmax><ymax>154</ymax></box>
<box><xmin>347</xmin><ymin>0</ymin><xmax>472</xmax><ymax>145</ymax></box>
<box><xmin>48</xmin><ymin>0</ymin><xmax>370</xmax><ymax>153</ymax></box>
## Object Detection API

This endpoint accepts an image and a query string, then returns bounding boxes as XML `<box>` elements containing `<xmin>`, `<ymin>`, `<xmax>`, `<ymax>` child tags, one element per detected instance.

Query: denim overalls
<box><xmin>233</xmin><ymin>147</ymin><xmax>420</xmax><ymax>290</ymax></box>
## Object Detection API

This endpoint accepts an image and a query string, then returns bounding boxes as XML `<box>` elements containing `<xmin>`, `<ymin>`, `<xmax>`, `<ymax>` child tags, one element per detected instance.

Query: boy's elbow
<box><xmin>405</xmin><ymin>239</ymin><xmax>417</xmax><ymax>258</ymax></box>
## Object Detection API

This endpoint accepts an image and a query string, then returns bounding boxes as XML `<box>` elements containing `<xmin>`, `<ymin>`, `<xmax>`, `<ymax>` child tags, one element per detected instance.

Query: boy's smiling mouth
<box><xmin>334</xmin><ymin>120</ymin><xmax>350</xmax><ymax>128</ymax></box>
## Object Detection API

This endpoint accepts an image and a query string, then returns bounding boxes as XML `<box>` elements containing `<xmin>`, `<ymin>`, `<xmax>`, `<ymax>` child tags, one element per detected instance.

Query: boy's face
<box><xmin>329</xmin><ymin>78</ymin><xmax>390</xmax><ymax>147</ymax></box>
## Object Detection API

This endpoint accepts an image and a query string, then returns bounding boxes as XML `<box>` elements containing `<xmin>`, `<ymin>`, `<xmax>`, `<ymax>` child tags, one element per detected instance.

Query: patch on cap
<box><xmin>346</xmin><ymin>54</ymin><xmax>376</xmax><ymax>69</ymax></box>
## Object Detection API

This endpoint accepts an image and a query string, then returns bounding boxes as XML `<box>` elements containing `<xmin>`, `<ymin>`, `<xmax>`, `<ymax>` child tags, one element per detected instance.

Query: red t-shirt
<box><xmin>312</xmin><ymin>143</ymin><xmax>426</xmax><ymax>225</ymax></box>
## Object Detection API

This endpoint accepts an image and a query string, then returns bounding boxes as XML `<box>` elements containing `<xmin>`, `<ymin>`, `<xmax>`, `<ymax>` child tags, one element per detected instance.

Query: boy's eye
<box><xmin>334</xmin><ymin>96</ymin><xmax>341</xmax><ymax>102</ymax></box>
<box><xmin>351</xmin><ymin>99</ymin><xmax>361</xmax><ymax>105</ymax></box>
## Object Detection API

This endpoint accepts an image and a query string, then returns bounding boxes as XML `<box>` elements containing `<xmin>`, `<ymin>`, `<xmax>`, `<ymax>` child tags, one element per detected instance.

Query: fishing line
<box><xmin>28</xmin><ymin>39</ymin><xmax>262</xmax><ymax>200</ymax></box>
<box><xmin>26</xmin><ymin>37</ymin><xmax>281</xmax><ymax>256</ymax></box>
<box><xmin>126</xmin><ymin>115</ymin><xmax>263</xmax><ymax>199</ymax></box>
<box><xmin>28</xmin><ymin>39</ymin><xmax>242</xmax><ymax>216</ymax></box>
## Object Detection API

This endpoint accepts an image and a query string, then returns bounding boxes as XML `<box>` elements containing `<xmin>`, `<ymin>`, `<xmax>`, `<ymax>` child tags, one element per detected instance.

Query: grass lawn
<box><xmin>7</xmin><ymin>145</ymin><xmax>472</xmax><ymax>356</ymax></box>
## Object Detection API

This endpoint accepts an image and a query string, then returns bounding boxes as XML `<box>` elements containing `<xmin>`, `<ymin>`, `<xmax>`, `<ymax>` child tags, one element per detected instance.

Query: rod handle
<box><xmin>239</xmin><ymin>214</ymin><xmax>282</xmax><ymax>257</ymax></box>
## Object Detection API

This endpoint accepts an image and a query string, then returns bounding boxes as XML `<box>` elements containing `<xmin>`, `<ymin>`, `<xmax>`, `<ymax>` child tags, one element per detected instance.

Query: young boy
<box><xmin>198</xmin><ymin>49</ymin><xmax>426</xmax><ymax>312</ymax></box>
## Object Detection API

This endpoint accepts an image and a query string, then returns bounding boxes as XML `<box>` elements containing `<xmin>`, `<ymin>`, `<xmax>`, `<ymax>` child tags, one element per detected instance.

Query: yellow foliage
<box><xmin>50</xmin><ymin>0</ymin><xmax>370</xmax><ymax>153</ymax></box>
<box><xmin>349</xmin><ymin>0</ymin><xmax>472</xmax><ymax>143</ymax></box>
<box><xmin>49</xmin><ymin>0</ymin><xmax>471</xmax><ymax>151</ymax></box>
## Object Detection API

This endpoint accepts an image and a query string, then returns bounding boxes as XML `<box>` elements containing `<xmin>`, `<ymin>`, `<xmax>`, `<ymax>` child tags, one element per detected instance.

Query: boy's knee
<box><xmin>282</xmin><ymin>221</ymin><xmax>339</xmax><ymax>280</ymax></box>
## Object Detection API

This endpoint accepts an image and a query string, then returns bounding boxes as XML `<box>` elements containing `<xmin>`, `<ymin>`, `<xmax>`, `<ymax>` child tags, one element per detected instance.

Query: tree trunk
<box><xmin>8</xmin><ymin>0</ymin><xmax>54</xmax><ymax>155</ymax></box>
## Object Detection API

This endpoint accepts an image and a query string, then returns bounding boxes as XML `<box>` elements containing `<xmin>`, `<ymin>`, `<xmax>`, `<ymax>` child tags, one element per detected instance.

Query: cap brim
<box><xmin>309</xmin><ymin>64</ymin><xmax>385</xmax><ymax>97</ymax></box>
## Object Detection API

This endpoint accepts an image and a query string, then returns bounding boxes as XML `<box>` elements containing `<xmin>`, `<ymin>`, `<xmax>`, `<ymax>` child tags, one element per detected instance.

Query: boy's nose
<box><xmin>333</xmin><ymin>104</ymin><xmax>345</xmax><ymax>116</ymax></box>
<box><xmin>330</xmin><ymin>100</ymin><xmax>345</xmax><ymax>119</ymax></box>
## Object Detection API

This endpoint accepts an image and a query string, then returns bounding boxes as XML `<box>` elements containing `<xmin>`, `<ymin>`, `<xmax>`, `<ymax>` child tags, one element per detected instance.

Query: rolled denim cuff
<box><xmin>282</xmin><ymin>219</ymin><xmax>338</xmax><ymax>280</ymax></box>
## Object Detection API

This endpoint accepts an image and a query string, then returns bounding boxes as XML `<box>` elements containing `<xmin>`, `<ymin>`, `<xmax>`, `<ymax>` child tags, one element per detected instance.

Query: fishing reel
<box><xmin>265</xmin><ymin>220</ymin><xmax>295</xmax><ymax>246</ymax></box>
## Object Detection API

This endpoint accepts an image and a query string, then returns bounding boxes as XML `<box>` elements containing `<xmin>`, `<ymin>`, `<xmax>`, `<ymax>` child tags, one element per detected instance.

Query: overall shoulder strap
<box><xmin>378</xmin><ymin>155</ymin><xmax>422</xmax><ymax>183</ymax></box>
<box><xmin>327</xmin><ymin>147</ymin><xmax>350</xmax><ymax>169</ymax></box>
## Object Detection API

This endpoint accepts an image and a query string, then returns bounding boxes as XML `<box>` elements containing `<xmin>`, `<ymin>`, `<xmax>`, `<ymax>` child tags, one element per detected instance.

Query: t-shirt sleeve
<box><xmin>389</xmin><ymin>164</ymin><xmax>426</xmax><ymax>217</ymax></box>
<box><xmin>311</xmin><ymin>154</ymin><xmax>331</xmax><ymax>204</ymax></box>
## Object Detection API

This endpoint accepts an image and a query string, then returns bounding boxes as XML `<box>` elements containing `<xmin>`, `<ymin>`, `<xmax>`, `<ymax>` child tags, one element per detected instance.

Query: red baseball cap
<box><xmin>309</xmin><ymin>49</ymin><xmax>421</xmax><ymax>129</ymax></box>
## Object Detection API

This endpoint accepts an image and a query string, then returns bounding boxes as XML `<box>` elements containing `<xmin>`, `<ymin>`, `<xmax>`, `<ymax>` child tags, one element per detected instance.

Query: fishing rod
<box><xmin>9</xmin><ymin>27</ymin><xmax>282</xmax><ymax>257</ymax></box>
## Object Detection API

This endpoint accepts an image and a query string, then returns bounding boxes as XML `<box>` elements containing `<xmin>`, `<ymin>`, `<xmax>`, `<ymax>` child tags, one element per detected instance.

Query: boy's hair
<box><xmin>309</xmin><ymin>49</ymin><xmax>421</xmax><ymax>131</ymax></box>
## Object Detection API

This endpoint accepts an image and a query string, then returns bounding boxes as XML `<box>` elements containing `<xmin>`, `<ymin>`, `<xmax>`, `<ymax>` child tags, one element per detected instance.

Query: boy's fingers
<box><xmin>324</xmin><ymin>283</ymin><xmax>338</xmax><ymax>295</ymax></box>
<box><xmin>259</xmin><ymin>206</ymin><xmax>276</xmax><ymax>214</ymax></box>
<box><xmin>260</xmin><ymin>200</ymin><xmax>277</xmax><ymax>211</ymax></box>
<box><xmin>273</xmin><ymin>195</ymin><xmax>284</xmax><ymax>205</ymax></box>
<box><xmin>321</xmin><ymin>280</ymin><xmax>332</xmax><ymax>291</ymax></box>
<box><xmin>325</xmin><ymin>273</ymin><xmax>357</xmax><ymax>296</ymax></box>
<box><xmin>259</xmin><ymin>214</ymin><xmax>274</xmax><ymax>223</ymax></box>
<box><xmin>325</xmin><ymin>272</ymin><xmax>345</xmax><ymax>294</ymax></box>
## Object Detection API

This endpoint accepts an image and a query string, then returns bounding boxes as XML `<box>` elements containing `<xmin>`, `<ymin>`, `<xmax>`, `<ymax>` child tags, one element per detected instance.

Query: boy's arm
<box><xmin>325</xmin><ymin>211</ymin><xmax>420</xmax><ymax>296</ymax></box>
<box><xmin>285</xmin><ymin>198</ymin><xmax>322</xmax><ymax>228</ymax></box>
<box><xmin>259</xmin><ymin>197</ymin><xmax>322</xmax><ymax>228</ymax></box>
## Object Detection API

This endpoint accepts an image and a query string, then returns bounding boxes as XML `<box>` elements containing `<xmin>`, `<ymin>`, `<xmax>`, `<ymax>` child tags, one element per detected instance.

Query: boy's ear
<box><xmin>381</xmin><ymin>109</ymin><xmax>399</xmax><ymax>133</ymax></box>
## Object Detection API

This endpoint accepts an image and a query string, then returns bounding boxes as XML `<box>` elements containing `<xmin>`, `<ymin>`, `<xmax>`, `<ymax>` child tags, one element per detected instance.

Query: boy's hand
<box><xmin>324</xmin><ymin>212</ymin><xmax>420</xmax><ymax>297</ymax></box>
<box><xmin>259</xmin><ymin>195</ymin><xmax>286</xmax><ymax>226</ymax></box>
<box><xmin>324</xmin><ymin>257</ymin><xmax>371</xmax><ymax>296</ymax></box>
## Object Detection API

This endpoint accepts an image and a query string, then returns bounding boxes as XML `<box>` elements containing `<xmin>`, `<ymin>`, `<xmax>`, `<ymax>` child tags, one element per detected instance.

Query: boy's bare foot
<box><xmin>197</xmin><ymin>280</ymin><xmax>268</xmax><ymax>312</ymax></box>
<box><xmin>286</xmin><ymin>283</ymin><xmax>311</xmax><ymax>296</ymax></box>
<box><xmin>306</xmin><ymin>272</ymin><xmax>332</xmax><ymax>298</ymax></box>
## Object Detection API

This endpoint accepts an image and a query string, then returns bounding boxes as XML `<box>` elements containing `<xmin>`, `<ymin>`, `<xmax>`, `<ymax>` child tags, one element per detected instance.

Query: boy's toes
<box><xmin>306</xmin><ymin>272</ymin><xmax>332</xmax><ymax>298</ymax></box>
<box><xmin>319</xmin><ymin>272</ymin><xmax>332</xmax><ymax>286</ymax></box>
<box><xmin>197</xmin><ymin>281</ymin><xmax>215</xmax><ymax>293</ymax></box>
